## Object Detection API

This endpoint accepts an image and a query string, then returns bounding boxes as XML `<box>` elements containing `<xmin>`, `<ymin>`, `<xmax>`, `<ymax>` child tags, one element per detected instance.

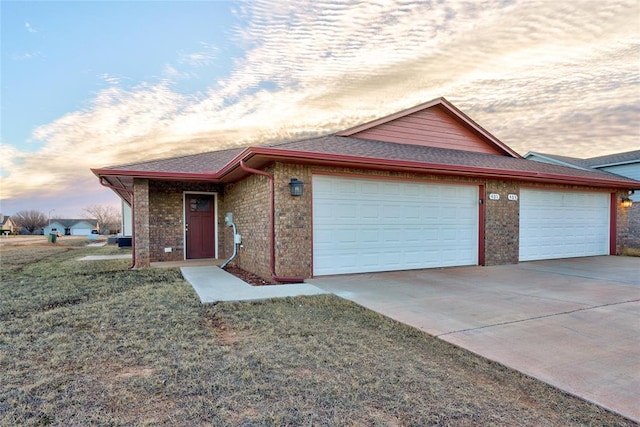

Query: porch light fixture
<box><xmin>289</xmin><ymin>178</ymin><xmax>304</xmax><ymax>196</ymax></box>
<box><xmin>621</xmin><ymin>197</ymin><xmax>633</xmax><ymax>208</ymax></box>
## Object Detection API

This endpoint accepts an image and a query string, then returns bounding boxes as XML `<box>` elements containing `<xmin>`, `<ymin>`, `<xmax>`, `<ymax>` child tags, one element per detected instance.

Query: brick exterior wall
<box><xmin>219</xmin><ymin>172</ymin><xmax>272</xmax><ymax>280</ymax></box>
<box><xmin>626</xmin><ymin>204</ymin><xmax>640</xmax><ymax>250</ymax></box>
<box><xmin>270</xmin><ymin>163</ymin><xmax>487</xmax><ymax>278</ymax></box>
<box><xmin>133</xmin><ymin>179</ymin><xmax>223</xmax><ymax>267</ymax></box>
<box><xmin>148</xmin><ymin>181</ymin><xmax>223</xmax><ymax>262</ymax></box>
<box><xmin>484</xmin><ymin>180</ymin><xmax>520</xmax><ymax>265</ymax></box>
<box><xmin>133</xmin><ymin>164</ymin><xmax>632</xmax><ymax>279</ymax></box>
<box><xmin>266</xmin><ymin>164</ymin><xmax>628</xmax><ymax>278</ymax></box>
<box><xmin>618</xmin><ymin>190</ymin><xmax>639</xmax><ymax>251</ymax></box>
<box><xmin>133</xmin><ymin>178</ymin><xmax>150</xmax><ymax>267</ymax></box>
<box><xmin>273</xmin><ymin>164</ymin><xmax>313</xmax><ymax>277</ymax></box>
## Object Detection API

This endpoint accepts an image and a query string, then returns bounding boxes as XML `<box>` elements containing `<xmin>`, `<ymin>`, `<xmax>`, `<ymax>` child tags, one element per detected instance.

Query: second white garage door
<box><xmin>519</xmin><ymin>189</ymin><xmax>610</xmax><ymax>261</ymax></box>
<box><xmin>312</xmin><ymin>175</ymin><xmax>479</xmax><ymax>276</ymax></box>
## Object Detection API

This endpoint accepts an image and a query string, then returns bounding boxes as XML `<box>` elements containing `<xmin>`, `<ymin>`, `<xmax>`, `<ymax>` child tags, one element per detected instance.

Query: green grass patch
<box><xmin>0</xmin><ymin>245</ymin><xmax>633</xmax><ymax>426</ymax></box>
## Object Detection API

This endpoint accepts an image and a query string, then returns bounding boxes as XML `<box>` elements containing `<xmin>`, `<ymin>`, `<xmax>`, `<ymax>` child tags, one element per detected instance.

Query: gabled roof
<box><xmin>525</xmin><ymin>150</ymin><xmax>640</xmax><ymax>169</ymax></box>
<box><xmin>49</xmin><ymin>219</ymin><xmax>99</xmax><ymax>228</ymax></box>
<box><xmin>337</xmin><ymin>97</ymin><xmax>522</xmax><ymax>158</ymax></box>
<box><xmin>93</xmin><ymin>99</ymin><xmax>640</xmax><ymax>203</ymax></box>
<box><xmin>523</xmin><ymin>152</ymin><xmax>593</xmax><ymax>170</ymax></box>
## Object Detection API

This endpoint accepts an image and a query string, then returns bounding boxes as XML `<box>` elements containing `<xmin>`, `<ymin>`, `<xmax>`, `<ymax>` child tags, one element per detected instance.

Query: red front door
<box><xmin>185</xmin><ymin>194</ymin><xmax>216</xmax><ymax>259</ymax></box>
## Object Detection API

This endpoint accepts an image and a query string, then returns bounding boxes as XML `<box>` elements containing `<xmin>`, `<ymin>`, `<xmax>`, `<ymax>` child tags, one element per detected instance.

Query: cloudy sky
<box><xmin>1</xmin><ymin>0</ymin><xmax>639</xmax><ymax>217</ymax></box>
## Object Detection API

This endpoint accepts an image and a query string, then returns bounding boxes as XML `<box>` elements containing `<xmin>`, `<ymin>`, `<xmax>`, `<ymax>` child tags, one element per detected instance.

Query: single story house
<box><xmin>44</xmin><ymin>219</ymin><xmax>99</xmax><ymax>236</ymax></box>
<box><xmin>1</xmin><ymin>214</ymin><xmax>17</xmax><ymax>235</ymax></box>
<box><xmin>92</xmin><ymin>97</ymin><xmax>640</xmax><ymax>282</ymax></box>
<box><xmin>525</xmin><ymin>149</ymin><xmax>640</xmax><ymax>249</ymax></box>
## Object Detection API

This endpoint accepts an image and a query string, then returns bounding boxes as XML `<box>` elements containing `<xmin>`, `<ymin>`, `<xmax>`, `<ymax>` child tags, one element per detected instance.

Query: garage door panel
<box><xmin>313</xmin><ymin>175</ymin><xmax>478</xmax><ymax>275</ymax></box>
<box><xmin>519</xmin><ymin>189</ymin><xmax>609</xmax><ymax>261</ymax></box>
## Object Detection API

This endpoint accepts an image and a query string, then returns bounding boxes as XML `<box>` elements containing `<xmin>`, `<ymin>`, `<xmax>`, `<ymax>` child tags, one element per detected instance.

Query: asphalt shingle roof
<box><xmin>96</xmin><ymin>136</ymin><xmax>640</xmax><ymax>188</ymax></box>
<box><xmin>583</xmin><ymin>150</ymin><xmax>640</xmax><ymax>168</ymax></box>
<box><xmin>529</xmin><ymin>150</ymin><xmax>640</xmax><ymax>169</ymax></box>
<box><xmin>270</xmin><ymin>136</ymin><xmax>639</xmax><ymax>184</ymax></box>
<box><xmin>100</xmin><ymin>146</ymin><xmax>245</xmax><ymax>174</ymax></box>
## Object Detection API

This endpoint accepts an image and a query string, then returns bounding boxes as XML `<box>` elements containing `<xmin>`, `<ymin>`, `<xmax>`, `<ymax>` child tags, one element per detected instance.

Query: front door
<box><xmin>185</xmin><ymin>194</ymin><xmax>216</xmax><ymax>259</ymax></box>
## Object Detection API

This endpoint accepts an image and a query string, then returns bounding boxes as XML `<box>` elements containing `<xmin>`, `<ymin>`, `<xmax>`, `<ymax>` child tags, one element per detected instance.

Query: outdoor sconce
<box><xmin>621</xmin><ymin>197</ymin><xmax>633</xmax><ymax>208</ymax></box>
<box><xmin>289</xmin><ymin>178</ymin><xmax>304</xmax><ymax>196</ymax></box>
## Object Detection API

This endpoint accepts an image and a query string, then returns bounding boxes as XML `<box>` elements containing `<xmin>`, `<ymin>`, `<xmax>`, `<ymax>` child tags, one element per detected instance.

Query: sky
<box><xmin>1</xmin><ymin>0</ymin><xmax>639</xmax><ymax>218</ymax></box>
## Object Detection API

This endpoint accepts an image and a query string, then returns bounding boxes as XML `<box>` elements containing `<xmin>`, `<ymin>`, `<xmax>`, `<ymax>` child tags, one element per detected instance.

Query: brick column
<box><xmin>273</xmin><ymin>163</ymin><xmax>313</xmax><ymax>278</ymax></box>
<box><xmin>133</xmin><ymin>178</ymin><xmax>150</xmax><ymax>268</ymax></box>
<box><xmin>484</xmin><ymin>181</ymin><xmax>520</xmax><ymax>265</ymax></box>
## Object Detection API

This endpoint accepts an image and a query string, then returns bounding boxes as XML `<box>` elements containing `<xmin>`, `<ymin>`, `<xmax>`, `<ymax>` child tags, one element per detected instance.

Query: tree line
<box><xmin>8</xmin><ymin>204</ymin><xmax>121</xmax><ymax>234</ymax></box>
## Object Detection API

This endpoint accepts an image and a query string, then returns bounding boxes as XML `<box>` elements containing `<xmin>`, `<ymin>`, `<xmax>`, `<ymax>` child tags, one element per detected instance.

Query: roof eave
<box><xmin>92</xmin><ymin>148</ymin><xmax>640</xmax><ymax>197</ymax></box>
<box><xmin>91</xmin><ymin>168</ymin><xmax>221</xmax><ymax>181</ymax></box>
<box><xmin>226</xmin><ymin>148</ymin><xmax>640</xmax><ymax>189</ymax></box>
<box><xmin>591</xmin><ymin>160</ymin><xmax>640</xmax><ymax>168</ymax></box>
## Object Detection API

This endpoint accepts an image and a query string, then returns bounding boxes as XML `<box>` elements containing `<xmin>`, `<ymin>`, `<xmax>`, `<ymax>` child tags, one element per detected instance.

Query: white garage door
<box><xmin>519</xmin><ymin>189</ymin><xmax>610</xmax><ymax>261</ymax></box>
<box><xmin>71</xmin><ymin>228</ymin><xmax>92</xmax><ymax>235</ymax></box>
<box><xmin>312</xmin><ymin>175</ymin><xmax>479</xmax><ymax>276</ymax></box>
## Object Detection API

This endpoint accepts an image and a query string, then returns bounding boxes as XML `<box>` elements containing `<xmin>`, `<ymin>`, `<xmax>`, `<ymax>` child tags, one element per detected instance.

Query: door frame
<box><xmin>183</xmin><ymin>191</ymin><xmax>219</xmax><ymax>260</ymax></box>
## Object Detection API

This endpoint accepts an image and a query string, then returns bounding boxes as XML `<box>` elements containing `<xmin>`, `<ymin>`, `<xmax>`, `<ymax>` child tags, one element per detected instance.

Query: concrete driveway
<box><xmin>308</xmin><ymin>256</ymin><xmax>640</xmax><ymax>422</ymax></box>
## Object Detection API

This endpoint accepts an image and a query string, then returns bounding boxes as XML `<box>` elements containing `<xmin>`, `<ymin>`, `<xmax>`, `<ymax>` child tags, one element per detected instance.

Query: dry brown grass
<box><xmin>621</xmin><ymin>247</ymin><xmax>640</xmax><ymax>257</ymax></box>
<box><xmin>1</xmin><ymin>244</ymin><xmax>635</xmax><ymax>426</ymax></box>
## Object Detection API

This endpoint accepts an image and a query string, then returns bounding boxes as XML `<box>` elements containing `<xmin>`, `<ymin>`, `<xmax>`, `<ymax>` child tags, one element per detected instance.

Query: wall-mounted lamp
<box><xmin>289</xmin><ymin>178</ymin><xmax>304</xmax><ymax>196</ymax></box>
<box><xmin>621</xmin><ymin>197</ymin><xmax>633</xmax><ymax>208</ymax></box>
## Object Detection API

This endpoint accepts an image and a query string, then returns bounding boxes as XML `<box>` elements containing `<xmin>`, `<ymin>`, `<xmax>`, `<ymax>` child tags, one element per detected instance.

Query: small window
<box><xmin>190</xmin><ymin>199</ymin><xmax>210</xmax><ymax>212</ymax></box>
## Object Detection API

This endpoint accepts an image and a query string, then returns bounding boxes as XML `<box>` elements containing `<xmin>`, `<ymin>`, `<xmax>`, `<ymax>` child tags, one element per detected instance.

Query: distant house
<box><xmin>121</xmin><ymin>200</ymin><xmax>132</xmax><ymax>236</ymax></box>
<box><xmin>525</xmin><ymin>150</ymin><xmax>640</xmax><ymax>250</ymax></box>
<box><xmin>44</xmin><ymin>219</ymin><xmax>99</xmax><ymax>236</ymax></box>
<box><xmin>1</xmin><ymin>214</ymin><xmax>17</xmax><ymax>235</ymax></box>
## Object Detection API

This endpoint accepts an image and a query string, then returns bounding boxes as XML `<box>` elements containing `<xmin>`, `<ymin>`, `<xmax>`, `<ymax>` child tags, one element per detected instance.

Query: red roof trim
<box><xmin>93</xmin><ymin>145</ymin><xmax>640</xmax><ymax>190</ymax></box>
<box><xmin>91</xmin><ymin>168</ymin><xmax>219</xmax><ymax>181</ymax></box>
<box><xmin>224</xmin><ymin>148</ymin><xmax>639</xmax><ymax>189</ymax></box>
<box><xmin>336</xmin><ymin>97</ymin><xmax>522</xmax><ymax>159</ymax></box>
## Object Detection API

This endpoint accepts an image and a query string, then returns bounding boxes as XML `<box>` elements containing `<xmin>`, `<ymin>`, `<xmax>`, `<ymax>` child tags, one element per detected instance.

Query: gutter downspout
<box><xmin>239</xmin><ymin>160</ymin><xmax>304</xmax><ymax>283</ymax></box>
<box><xmin>220</xmin><ymin>221</ymin><xmax>238</xmax><ymax>269</ymax></box>
<box><xmin>98</xmin><ymin>177</ymin><xmax>136</xmax><ymax>269</ymax></box>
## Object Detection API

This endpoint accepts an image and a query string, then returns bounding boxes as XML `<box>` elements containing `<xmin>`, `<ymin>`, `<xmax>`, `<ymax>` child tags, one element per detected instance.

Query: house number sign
<box><xmin>489</xmin><ymin>193</ymin><xmax>500</xmax><ymax>200</ymax></box>
<box><xmin>508</xmin><ymin>194</ymin><xmax>518</xmax><ymax>201</ymax></box>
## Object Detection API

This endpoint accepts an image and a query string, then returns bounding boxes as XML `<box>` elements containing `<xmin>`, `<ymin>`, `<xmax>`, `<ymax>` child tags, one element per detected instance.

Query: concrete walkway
<box><xmin>78</xmin><ymin>254</ymin><xmax>132</xmax><ymax>261</ymax></box>
<box><xmin>309</xmin><ymin>256</ymin><xmax>640</xmax><ymax>422</ymax></box>
<box><xmin>181</xmin><ymin>265</ymin><xmax>328</xmax><ymax>303</ymax></box>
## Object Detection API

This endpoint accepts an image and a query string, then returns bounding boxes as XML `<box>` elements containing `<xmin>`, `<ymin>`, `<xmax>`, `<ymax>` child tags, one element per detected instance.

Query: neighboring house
<box><xmin>525</xmin><ymin>150</ymin><xmax>640</xmax><ymax>250</ymax></box>
<box><xmin>121</xmin><ymin>200</ymin><xmax>132</xmax><ymax>236</ymax></box>
<box><xmin>92</xmin><ymin>97</ymin><xmax>640</xmax><ymax>281</ymax></box>
<box><xmin>44</xmin><ymin>219</ymin><xmax>99</xmax><ymax>236</ymax></box>
<box><xmin>0</xmin><ymin>214</ymin><xmax>17</xmax><ymax>235</ymax></box>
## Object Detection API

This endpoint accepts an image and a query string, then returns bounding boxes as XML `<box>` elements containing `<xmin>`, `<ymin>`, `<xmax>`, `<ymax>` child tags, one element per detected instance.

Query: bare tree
<box><xmin>12</xmin><ymin>210</ymin><xmax>48</xmax><ymax>234</ymax></box>
<box><xmin>83</xmin><ymin>204</ymin><xmax>121</xmax><ymax>234</ymax></box>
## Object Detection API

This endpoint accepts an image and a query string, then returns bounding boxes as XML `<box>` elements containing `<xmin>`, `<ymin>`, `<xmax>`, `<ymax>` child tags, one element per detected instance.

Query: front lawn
<box><xmin>0</xmin><ymin>242</ymin><xmax>633</xmax><ymax>425</ymax></box>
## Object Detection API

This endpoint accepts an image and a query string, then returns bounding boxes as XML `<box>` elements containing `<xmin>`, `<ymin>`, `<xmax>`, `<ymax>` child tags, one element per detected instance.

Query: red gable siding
<box><xmin>346</xmin><ymin>105</ymin><xmax>505</xmax><ymax>156</ymax></box>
